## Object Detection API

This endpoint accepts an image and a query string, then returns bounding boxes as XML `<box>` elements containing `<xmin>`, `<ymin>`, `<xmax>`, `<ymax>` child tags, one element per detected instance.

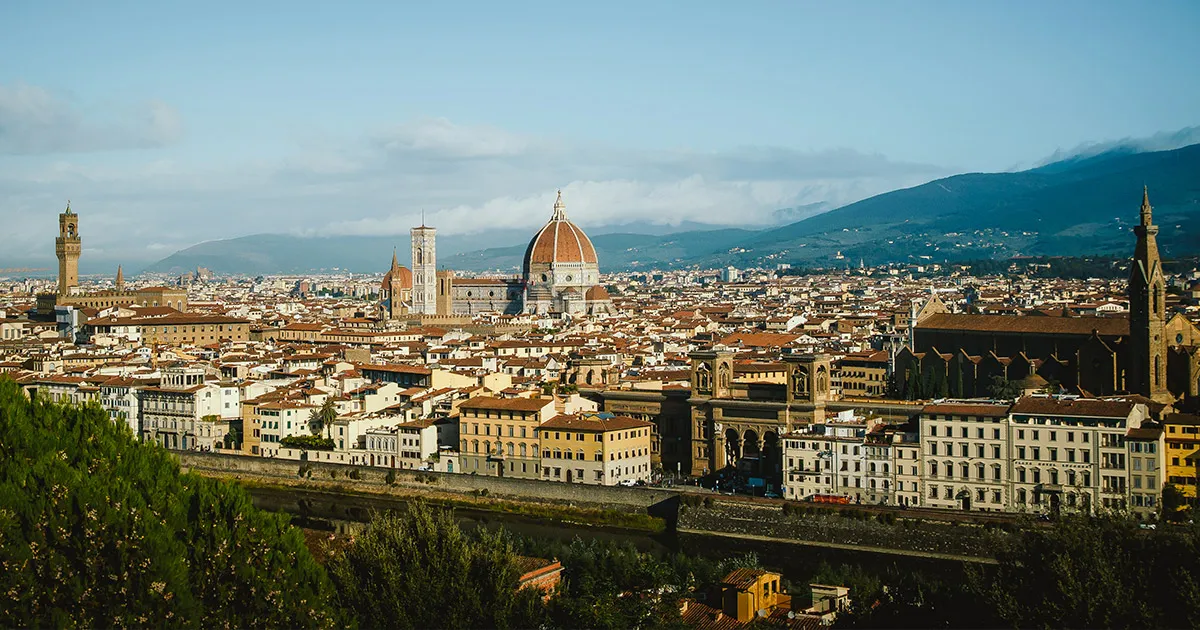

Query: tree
<box><xmin>1163</xmin><ymin>483</ymin><xmax>1191</xmax><ymax>521</ymax></box>
<box><xmin>970</xmin><ymin>515</ymin><xmax>1200</xmax><ymax>629</ymax></box>
<box><xmin>987</xmin><ymin>375</ymin><xmax>1023</xmax><ymax>400</ymax></box>
<box><xmin>327</xmin><ymin>503</ymin><xmax>545</xmax><ymax>629</ymax></box>
<box><xmin>308</xmin><ymin>398</ymin><xmax>338</xmax><ymax>439</ymax></box>
<box><xmin>0</xmin><ymin>377</ymin><xmax>337</xmax><ymax>628</ymax></box>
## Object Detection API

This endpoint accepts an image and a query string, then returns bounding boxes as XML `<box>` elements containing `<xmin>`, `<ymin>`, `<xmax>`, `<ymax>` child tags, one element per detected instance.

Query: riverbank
<box><xmin>678</xmin><ymin>496</ymin><xmax>1007</xmax><ymax>559</ymax></box>
<box><xmin>200</xmin><ymin>470</ymin><xmax>667</xmax><ymax>533</ymax></box>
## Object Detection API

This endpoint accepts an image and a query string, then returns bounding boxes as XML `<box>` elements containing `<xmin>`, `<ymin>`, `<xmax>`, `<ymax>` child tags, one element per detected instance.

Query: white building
<box><xmin>783</xmin><ymin>410</ymin><xmax>881</xmax><ymax>502</ymax></box>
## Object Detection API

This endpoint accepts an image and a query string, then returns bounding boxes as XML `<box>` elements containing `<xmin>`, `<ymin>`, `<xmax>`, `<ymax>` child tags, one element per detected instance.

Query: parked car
<box><xmin>618</xmin><ymin>479</ymin><xmax>637</xmax><ymax>487</ymax></box>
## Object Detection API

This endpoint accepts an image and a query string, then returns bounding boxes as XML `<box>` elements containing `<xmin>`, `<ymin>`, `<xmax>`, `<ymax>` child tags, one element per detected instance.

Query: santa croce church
<box><xmin>896</xmin><ymin>187</ymin><xmax>1200</xmax><ymax>405</ymax></box>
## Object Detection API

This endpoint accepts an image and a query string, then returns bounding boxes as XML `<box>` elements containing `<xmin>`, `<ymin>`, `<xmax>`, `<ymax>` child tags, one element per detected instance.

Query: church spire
<box><xmin>1140</xmin><ymin>185</ymin><xmax>1153</xmax><ymax>226</ymax></box>
<box><xmin>551</xmin><ymin>189</ymin><xmax>566</xmax><ymax>220</ymax></box>
<box><xmin>391</xmin><ymin>248</ymin><xmax>399</xmax><ymax>270</ymax></box>
<box><xmin>115</xmin><ymin>265</ymin><xmax>124</xmax><ymax>291</ymax></box>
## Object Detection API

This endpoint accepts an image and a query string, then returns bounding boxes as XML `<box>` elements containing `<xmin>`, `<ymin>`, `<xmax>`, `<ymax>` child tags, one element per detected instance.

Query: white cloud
<box><xmin>0</xmin><ymin>83</ymin><xmax>183</xmax><ymax>155</ymax></box>
<box><xmin>0</xmin><ymin>114</ymin><xmax>948</xmax><ymax>266</ymax></box>
<box><xmin>1035</xmin><ymin>125</ymin><xmax>1200</xmax><ymax>167</ymax></box>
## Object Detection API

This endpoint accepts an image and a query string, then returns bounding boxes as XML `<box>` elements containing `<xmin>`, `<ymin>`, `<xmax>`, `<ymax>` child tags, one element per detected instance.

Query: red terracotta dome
<box><xmin>523</xmin><ymin>191</ymin><xmax>598</xmax><ymax>268</ymax></box>
<box><xmin>585</xmin><ymin>285</ymin><xmax>609</xmax><ymax>301</ymax></box>
<box><xmin>381</xmin><ymin>251</ymin><xmax>412</xmax><ymax>291</ymax></box>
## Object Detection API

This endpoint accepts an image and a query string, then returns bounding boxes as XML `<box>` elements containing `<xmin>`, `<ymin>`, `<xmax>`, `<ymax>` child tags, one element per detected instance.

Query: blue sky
<box><xmin>2</xmin><ymin>1</ymin><xmax>1199</xmax><ymax>266</ymax></box>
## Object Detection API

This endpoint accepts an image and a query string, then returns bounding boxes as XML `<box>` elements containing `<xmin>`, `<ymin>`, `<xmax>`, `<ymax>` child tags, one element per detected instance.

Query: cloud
<box><xmin>0</xmin><ymin>116</ymin><xmax>948</xmax><ymax>267</ymax></box>
<box><xmin>0</xmin><ymin>82</ymin><xmax>183</xmax><ymax>155</ymax></box>
<box><xmin>1035</xmin><ymin>125</ymin><xmax>1200</xmax><ymax>167</ymax></box>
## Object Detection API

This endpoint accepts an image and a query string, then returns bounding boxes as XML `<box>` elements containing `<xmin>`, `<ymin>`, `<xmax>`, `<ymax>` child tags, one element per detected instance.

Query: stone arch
<box><xmin>793</xmin><ymin>366</ymin><xmax>809</xmax><ymax>396</ymax></box>
<box><xmin>815</xmin><ymin>365</ymin><xmax>828</xmax><ymax>395</ymax></box>
<box><xmin>717</xmin><ymin>363</ymin><xmax>731</xmax><ymax>389</ymax></box>
<box><xmin>696</xmin><ymin>363</ymin><xmax>713</xmax><ymax>391</ymax></box>
<box><xmin>742</xmin><ymin>429</ymin><xmax>760</xmax><ymax>458</ymax></box>
<box><xmin>724</xmin><ymin>427</ymin><xmax>741</xmax><ymax>466</ymax></box>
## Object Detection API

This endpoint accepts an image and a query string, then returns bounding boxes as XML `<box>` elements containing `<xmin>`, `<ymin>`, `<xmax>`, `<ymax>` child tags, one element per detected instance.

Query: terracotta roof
<box><xmin>523</xmin><ymin>195</ymin><xmax>598</xmax><ymax>267</ymax></box>
<box><xmin>585</xmin><ymin>285</ymin><xmax>610</xmax><ymax>301</ymax></box>
<box><xmin>1009</xmin><ymin>396</ymin><xmax>1136</xmax><ymax>418</ymax></box>
<box><xmin>358</xmin><ymin>363</ymin><xmax>433</xmax><ymax>376</ymax></box>
<box><xmin>537</xmin><ymin>413</ymin><xmax>653</xmax><ymax>432</ymax></box>
<box><xmin>722</xmin><ymin>567</ymin><xmax>771</xmax><ymax>590</ymax></box>
<box><xmin>918</xmin><ymin>313</ymin><xmax>1129</xmax><ymax>337</ymax></box>
<box><xmin>922</xmin><ymin>403</ymin><xmax>1011</xmax><ymax>417</ymax></box>
<box><xmin>458</xmin><ymin>396</ymin><xmax>552</xmax><ymax>412</ymax></box>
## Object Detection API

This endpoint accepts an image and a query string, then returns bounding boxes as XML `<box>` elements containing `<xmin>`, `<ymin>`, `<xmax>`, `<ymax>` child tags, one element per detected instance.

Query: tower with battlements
<box><xmin>55</xmin><ymin>202</ymin><xmax>80</xmax><ymax>296</ymax></box>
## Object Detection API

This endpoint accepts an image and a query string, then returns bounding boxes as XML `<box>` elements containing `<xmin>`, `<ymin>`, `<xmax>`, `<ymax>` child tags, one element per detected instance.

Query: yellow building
<box><xmin>1164</xmin><ymin>412</ymin><xmax>1200</xmax><ymax>503</ymax></box>
<box><xmin>536</xmin><ymin>412</ymin><xmax>653</xmax><ymax>485</ymax></box>
<box><xmin>458</xmin><ymin>396</ymin><xmax>556</xmax><ymax>479</ymax></box>
<box><xmin>720</xmin><ymin>568</ymin><xmax>789</xmax><ymax>623</ymax></box>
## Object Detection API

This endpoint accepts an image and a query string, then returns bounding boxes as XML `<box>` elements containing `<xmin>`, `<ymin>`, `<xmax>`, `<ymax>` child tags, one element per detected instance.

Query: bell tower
<box><xmin>56</xmin><ymin>201</ymin><xmax>81</xmax><ymax>296</ymax></box>
<box><xmin>411</xmin><ymin>221</ymin><xmax>437</xmax><ymax>316</ymax></box>
<box><xmin>1127</xmin><ymin>186</ymin><xmax>1171</xmax><ymax>403</ymax></box>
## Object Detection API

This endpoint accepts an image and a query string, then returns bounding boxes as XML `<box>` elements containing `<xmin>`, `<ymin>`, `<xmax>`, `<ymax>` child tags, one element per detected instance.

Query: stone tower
<box><xmin>1127</xmin><ymin>186</ymin><xmax>1172</xmax><ymax>403</ymax></box>
<box><xmin>411</xmin><ymin>223</ymin><xmax>437</xmax><ymax>315</ymax></box>
<box><xmin>56</xmin><ymin>201</ymin><xmax>81</xmax><ymax>296</ymax></box>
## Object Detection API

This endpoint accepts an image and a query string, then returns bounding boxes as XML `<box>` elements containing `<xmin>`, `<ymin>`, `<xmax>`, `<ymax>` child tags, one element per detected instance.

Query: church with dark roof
<box><xmin>898</xmin><ymin>187</ymin><xmax>1200</xmax><ymax>406</ymax></box>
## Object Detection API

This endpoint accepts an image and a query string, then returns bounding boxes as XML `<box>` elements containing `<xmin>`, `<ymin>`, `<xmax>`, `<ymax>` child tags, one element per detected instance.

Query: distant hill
<box><xmin>143</xmin><ymin>221</ymin><xmax>751</xmax><ymax>275</ymax></box>
<box><xmin>145</xmin><ymin>142</ymin><xmax>1200</xmax><ymax>275</ymax></box>
<box><xmin>707</xmin><ymin>143</ymin><xmax>1200</xmax><ymax>268</ymax></box>
<box><xmin>442</xmin><ymin>229</ymin><xmax>759</xmax><ymax>273</ymax></box>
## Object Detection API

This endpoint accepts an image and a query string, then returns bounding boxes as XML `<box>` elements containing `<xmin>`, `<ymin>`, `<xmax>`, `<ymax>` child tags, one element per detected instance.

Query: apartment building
<box><xmin>1008</xmin><ymin>397</ymin><xmax>1150</xmax><ymax>515</ymax></box>
<box><xmin>920</xmin><ymin>402</ymin><xmax>1011</xmax><ymax>512</ymax></box>
<box><xmin>458</xmin><ymin>396</ymin><xmax>556</xmax><ymax>479</ymax></box>
<box><xmin>536</xmin><ymin>412</ymin><xmax>653</xmax><ymax>485</ymax></box>
<box><xmin>141</xmin><ymin>366</ymin><xmax>241</xmax><ymax>450</ymax></box>
<box><xmin>1164</xmin><ymin>412</ymin><xmax>1200</xmax><ymax>502</ymax></box>
<box><xmin>782</xmin><ymin>410</ymin><xmax>882</xmax><ymax>502</ymax></box>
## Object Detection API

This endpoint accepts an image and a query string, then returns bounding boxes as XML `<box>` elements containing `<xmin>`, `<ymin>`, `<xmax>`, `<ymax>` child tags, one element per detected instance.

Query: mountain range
<box><xmin>144</xmin><ymin>142</ymin><xmax>1200</xmax><ymax>275</ymax></box>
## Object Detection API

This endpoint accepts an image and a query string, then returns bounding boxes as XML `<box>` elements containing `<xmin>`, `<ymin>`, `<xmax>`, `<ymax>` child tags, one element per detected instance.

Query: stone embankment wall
<box><xmin>678</xmin><ymin>497</ymin><xmax>1011</xmax><ymax>559</ymax></box>
<box><xmin>178</xmin><ymin>451</ymin><xmax>676</xmax><ymax>513</ymax></box>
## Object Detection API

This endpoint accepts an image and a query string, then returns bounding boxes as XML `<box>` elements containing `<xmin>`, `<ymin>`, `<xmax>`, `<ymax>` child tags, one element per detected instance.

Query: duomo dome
<box><xmin>521</xmin><ymin>191</ymin><xmax>611</xmax><ymax>316</ymax></box>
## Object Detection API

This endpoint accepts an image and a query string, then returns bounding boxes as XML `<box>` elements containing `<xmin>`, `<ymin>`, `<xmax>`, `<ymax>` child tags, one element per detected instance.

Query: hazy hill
<box><xmin>710</xmin><ymin>143</ymin><xmax>1200</xmax><ymax>268</ymax></box>
<box><xmin>144</xmin><ymin>142</ymin><xmax>1200</xmax><ymax>275</ymax></box>
<box><xmin>143</xmin><ymin>221</ymin><xmax>749</xmax><ymax>275</ymax></box>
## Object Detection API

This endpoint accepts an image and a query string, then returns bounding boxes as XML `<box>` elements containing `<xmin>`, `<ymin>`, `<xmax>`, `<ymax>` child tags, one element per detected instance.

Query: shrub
<box><xmin>385</xmin><ymin>469</ymin><xmax>397</xmax><ymax>486</ymax></box>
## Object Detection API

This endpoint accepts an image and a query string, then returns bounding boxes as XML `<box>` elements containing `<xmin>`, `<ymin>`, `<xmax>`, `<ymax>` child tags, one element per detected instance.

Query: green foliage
<box><xmin>508</xmin><ymin>535</ymin><xmax>763</xmax><ymax>630</ymax></box>
<box><xmin>0</xmin><ymin>377</ymin><xmax>336</xmax><ymax>628</ymax></box>
<box><xmin>987</xmin><ymin>375</ymin><xmax>1023</xmax><ymax>400</ymax></box>
<box><xmin>280</xmin><ymin>435</ymin><xmax>335</xmax><ymax>451</ymax></box>
<box><xmin>327</xmin><ymin>503</ymin><xmax>545</xmax><ymax>630</ymax></box>
<box><xmin>308</xmin><ymin>398</ymin><xmax>338</xmax><ymax>439</ymax></box>
<box><xmin>1163</xmin><ymin>483</ymin><xmax>1191</xmax><ymax>520</ymax></box>
<box><xmin>974</xmin><ymin>515</ymin><xmax>1200</xmax><ymax>629</ymax></box>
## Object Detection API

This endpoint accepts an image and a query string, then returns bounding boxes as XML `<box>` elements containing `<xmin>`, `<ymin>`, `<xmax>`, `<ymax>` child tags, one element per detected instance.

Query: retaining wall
<box><xmin>177</xmin><ymin>451</ymin><xmax>677</xmax><ymax>512</ymax></box>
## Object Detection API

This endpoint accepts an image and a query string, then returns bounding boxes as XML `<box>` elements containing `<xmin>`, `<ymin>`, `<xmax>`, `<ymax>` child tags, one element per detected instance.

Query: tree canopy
<box><xmin>0</xmin><ymin>378</ymin><xmax>337</xmax><ymax>628</ymax></box>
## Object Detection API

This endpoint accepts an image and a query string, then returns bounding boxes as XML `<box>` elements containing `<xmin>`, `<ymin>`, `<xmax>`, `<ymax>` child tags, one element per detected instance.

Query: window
<box><xmin>1018</xmin><ymin>446</ymin><xmax>1026</xmax><ymax>459</ymax></box>
<box><xmin>993</xmin><ymin>445</ymin><xmax>1001</xmax><ymax>459</ymax></box>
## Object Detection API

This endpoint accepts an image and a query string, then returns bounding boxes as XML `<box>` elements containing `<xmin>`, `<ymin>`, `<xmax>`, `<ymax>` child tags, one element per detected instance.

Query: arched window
<box><xmin>506</xmin><ymin>442</ymin><xmax>514</xmax><ymax>456</ymax></box>
<box><xmin>520</xmin><ymin>443</ymin><xmax>527</xmax><ymax>457</ymax></box>
<box><xmin>576</xmin><ymin>449</ymin><xmax>584</xmax><ymax>461</ymax></box>
<box><xmin>472</xmin><ymin>440</ymin><xmax>479</xmax><ymax>453</ymax></box>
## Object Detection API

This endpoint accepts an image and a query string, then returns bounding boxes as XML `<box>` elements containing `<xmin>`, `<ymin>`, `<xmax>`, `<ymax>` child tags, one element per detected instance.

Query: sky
<box><xmin>2</xmin><ymin>0</ymin><xmax>1199</xmax><ymax>268</ymax></box>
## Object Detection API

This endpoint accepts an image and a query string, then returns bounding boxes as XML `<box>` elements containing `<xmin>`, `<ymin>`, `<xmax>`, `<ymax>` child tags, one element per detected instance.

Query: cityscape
<box><xmin>3</xmin><ymin>2</ymin><xmax>1200</xmax><ymax>629</ymax></box>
